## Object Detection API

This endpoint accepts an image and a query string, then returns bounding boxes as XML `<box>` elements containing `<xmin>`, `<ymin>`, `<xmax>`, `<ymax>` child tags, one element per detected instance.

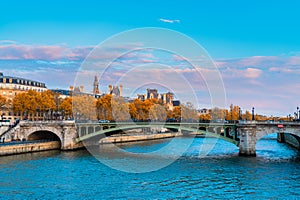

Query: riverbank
<box><xmin>99</xmin><ymin>132</ymin><xmax>181</xmax><ymax>144</ymax></box>
<box><xmin>0</xmin><ymin>141</ymin><xmax>61</xmax><ymax>156</ymax></box>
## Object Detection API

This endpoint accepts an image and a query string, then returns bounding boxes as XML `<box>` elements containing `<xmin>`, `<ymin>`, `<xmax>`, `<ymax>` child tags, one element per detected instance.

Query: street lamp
<box><xmin>252</xmin><ymin>107</ymin><xmax>255</xmax><ymax>121</ymax></box>
<box><xmin>297</xmin><ymin>107</ymin><xmax>299</xmax><ymax>120</ymax></box>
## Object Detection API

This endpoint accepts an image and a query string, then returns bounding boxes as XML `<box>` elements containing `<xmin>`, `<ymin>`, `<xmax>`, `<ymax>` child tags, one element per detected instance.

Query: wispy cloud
<box><xmin>0</xmin><ymin>44</ymin><xmax>93</xmax><ymax>60</ymax></box>
<box><xmin>159</xmin><ymin>18</ymin><xmax>180</xmax><ymax>23</ymax></box>
<box><xmin>0</xmin><ymin>40</ymin><xmax>17</xmax><ymax>45</ymax></box>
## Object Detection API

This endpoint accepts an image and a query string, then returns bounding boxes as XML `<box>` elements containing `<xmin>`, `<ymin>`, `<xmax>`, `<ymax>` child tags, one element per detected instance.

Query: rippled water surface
<box><xmin>1</xmin><ymin>134</ymin><xmax>300</xmax><ymax>199</ymax></box>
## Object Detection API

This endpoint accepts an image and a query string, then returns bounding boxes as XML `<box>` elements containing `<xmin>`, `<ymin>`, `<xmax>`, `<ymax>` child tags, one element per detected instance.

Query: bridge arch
<box><xmin>256</xmin><ymin>127</ymin><xmax>300</xmax><ymax>150</ymax></box>
<box><xmin>25</xmin><ymin>127</ymin><xmax>63</xmax><ymax>146</ymax></box>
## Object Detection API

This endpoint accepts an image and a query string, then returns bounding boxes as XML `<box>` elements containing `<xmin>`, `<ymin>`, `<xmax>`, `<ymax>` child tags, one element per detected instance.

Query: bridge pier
<box><xmin>238</xmin><ymin>126</ymin><xmax>257</xmax><ymax>156</ymax></box>
<box><xmin>277</xmin><ymin>132</ymin><xmax>286</xmax><ymax>143</ymax></box>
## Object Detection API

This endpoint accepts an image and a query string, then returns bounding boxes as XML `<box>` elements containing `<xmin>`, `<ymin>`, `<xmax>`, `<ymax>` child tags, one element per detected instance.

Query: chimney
<box><xmin>108</xmin><ymin>85</ymin><xmax>113</xmax><ymax>93</ymax></box>
<box><xmin>80</xmin><ymin>86</ymin><xmax>84</xmax><ymax>92</ymax></box>
<box><xmin>119</xmin><ymin>84</ymin><xmax>123</xmax><ymax>97</ymax></box>
<box><xmin>163</xmin><ymin>93</ymin><xmax>167</xmax><ymax>104</ymax></box>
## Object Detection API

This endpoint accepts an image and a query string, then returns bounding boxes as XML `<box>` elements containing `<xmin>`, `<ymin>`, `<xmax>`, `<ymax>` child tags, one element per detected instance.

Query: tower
<box><xmin>108</xmin><ymin>85</ymin><xmax>113</xmax><ymax>93</ymax></box>
<box><xmin>119</xmin><ymin>84</ymin><xmax>123</xmax><ymax>97</ymax></box>
<box><xmin>93</xmin><ymin>76</ymin><xmax>100</xmax><ymax>94</ymax></box>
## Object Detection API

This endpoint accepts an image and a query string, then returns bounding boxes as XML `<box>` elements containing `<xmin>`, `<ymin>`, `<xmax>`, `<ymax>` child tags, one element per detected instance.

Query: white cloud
<box><xmin>244</xmin><ymin>68</ymin><xmax>262</xmax><ymax>78</ymax></box>
<box><xmin>159</xmin><ymin>18</ymin><xmax>180</xmax><ymax>23</ymax></box>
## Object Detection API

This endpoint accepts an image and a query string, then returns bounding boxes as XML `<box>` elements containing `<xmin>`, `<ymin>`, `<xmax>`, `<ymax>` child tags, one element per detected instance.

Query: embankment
<box><xmin>0</xmin><ymin>141</ymin><xmax>61</xmax><ymax>156</ymax></box>
<box><xmin>99</xmin><ymin>132</ymin><xmax>180</xmax><ymax>144</ymax></box>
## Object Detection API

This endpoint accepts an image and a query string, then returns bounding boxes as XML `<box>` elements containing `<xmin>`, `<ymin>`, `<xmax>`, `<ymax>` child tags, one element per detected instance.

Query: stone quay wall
<box><xmin>0</xmin><ymin>141</ymin><xmax>60</xmax><ymax>156</ymax></box>
<box><xmin>99</xmin><ymin>133</ymin><xmax>179</xmax><ymax>144</ymax></box>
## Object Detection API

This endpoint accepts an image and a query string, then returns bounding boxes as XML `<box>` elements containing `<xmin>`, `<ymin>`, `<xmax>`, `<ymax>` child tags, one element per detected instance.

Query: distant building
<box><xmin>172</xmin><ymin>100</ymin><xmax>180</xmax><ymax>107</ymax></box>
<box><xmin>108</xmin><ymin>85</ymin><xmax>123</xmax><ymax>97</ymax></box>
<box><xmin>0</xmin><ymin>72</ymin><xmax>47</xmax><ymax>118</ymax></box>
<box><xmin>93</xmin><ymin>76</ymin><xmax>100</xmax><ymax>94</ymax></box>
<box><xmin>137</xmin><ymin>88</ymin><xmax>178</xmax><ymax>110</ymax></box>
<box><xmin>198</xmin><ymin>108</ymin><xmax>211</xmax><ymax>115</ymax></box>
<box><xmin>51</xmin><ymin>85</ymin><xmax>103</xmax><ymax>99</ymax></box>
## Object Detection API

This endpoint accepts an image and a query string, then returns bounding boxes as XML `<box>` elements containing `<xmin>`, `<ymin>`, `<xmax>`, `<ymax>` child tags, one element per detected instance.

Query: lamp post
<box><xmin>238</xmin><ymin>107</ymin><xmax>242</xmax><ymax>120</ymax></box>
<box><xmin>252</xmin><ymin>107</ymin><xmax>255</xmax><ymax>121</ymax></box>
<box><xmin>297</xmin><ymin>107</ymin><xmax>299</xmax><ymax>120</ymax></box>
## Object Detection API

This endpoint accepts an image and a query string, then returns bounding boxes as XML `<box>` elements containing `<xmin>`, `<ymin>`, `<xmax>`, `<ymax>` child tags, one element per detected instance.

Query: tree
<box><xmin>0</xmin><ymin>95</ymin><xmax>6</xmax><ymax>108</ymax></box>
<box><xmin>181</xmin><ymin>102</ymin><xmax>198</xmax><ymax>122</ymax></box>
<box><xmin>40</xmin><ymin>91</ymin><xmax>56</xmax><ymax>116</ymax></box>
<box><xmin>199</xmin><ymin>113</ymin><xmax>211</xmax><ymax>121</ymax></box>
<box><xmin>170</xmin><ymin>106</ymin><xmax>181</xmax><ymax>120</ymax></box>
<box><xmin>128</xmin><ymin>99</ymin><xmax>153</xmax><ymax>121</ymax></box>
<box><xmin>59</xmin><ymin>97</ymin><xmax>73</xmax><ymax>119</ymax></box>
<box><xmin>12</xmin><ymin>90</ymin><xmax>39</xmax><ymax>120</ymax></box>
<box><xmin>73</xmin><ymin>95</ymin><xmax>97</xmax><ymax>120</ymax></box>
<box><xmin>96</xmin><ymin>94</ymin><xmax>113</xmax><ymax>121</ymax></box>
<box><xmin>149</xmin><ymin>104</ymin><xmax>167</xmax><ymax>121</ymax></box>
<box><xmin>111</xmin><ymin>97</ymin><xmax>131</xmax><ymax>121</ymax></box>
<box><xmin>243</xmin><ymin>110</ymin><xmax>252</xmax><ymax>121</ymax></box>
<box><xmin>226</xmin><ymin>104</ymin><xmax>240</xmax><ymax>121</ymax></box>
<box><xmin>12</xmin><ymin>90</ymin><xmax>56</xmax><ymax>120</ymax></box>
<box><xmin>211</xmin><ymin>107</ymin><xmax>226</xmax><ymax>120</ymax></box>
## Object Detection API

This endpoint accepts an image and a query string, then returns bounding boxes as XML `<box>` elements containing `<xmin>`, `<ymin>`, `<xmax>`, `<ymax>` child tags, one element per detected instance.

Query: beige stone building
<box><xmin>0</xmin><ymin>72</ymin><xmax>47</xmax><ymax>119</ymax></box>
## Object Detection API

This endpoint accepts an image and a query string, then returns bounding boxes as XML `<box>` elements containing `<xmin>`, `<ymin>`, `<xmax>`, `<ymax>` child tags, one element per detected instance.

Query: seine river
<box><xmin>1</xmin><ymin>134</ymin><xmax>300</xmax><ymax>199</ymax></box>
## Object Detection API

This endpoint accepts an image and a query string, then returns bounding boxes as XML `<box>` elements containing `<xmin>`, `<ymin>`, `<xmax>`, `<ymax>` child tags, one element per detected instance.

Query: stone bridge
<box><xmin>3</xmin><ymin>120</ymin><xmax>300</xmax><ymax>155</ymax></box>
<box><xmin>10</xmin><ymin>121</ymin><xmax>83</xmax><ymax>150</ymax></box>
<box><xmin>237</xmin><ymin>122</ymin><xmax>300</xmax><ymax>156</ymax></box>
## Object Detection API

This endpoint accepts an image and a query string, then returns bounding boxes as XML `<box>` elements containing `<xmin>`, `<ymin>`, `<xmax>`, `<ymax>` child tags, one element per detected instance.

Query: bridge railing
<box><xmin>20</xmin><ymin>120</ymin><xmax>76</xmax><ymax>125</ymax></box>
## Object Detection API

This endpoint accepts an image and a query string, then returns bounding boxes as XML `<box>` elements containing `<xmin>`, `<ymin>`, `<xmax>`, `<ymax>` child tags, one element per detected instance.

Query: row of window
<box><xmin>0</xmin><ymin>77</ymin><xmax>45</xmax><ymax>87</ymax></box>
<box><xmin>0</xmin><ymin>85</ymin><xmax>47</xmax><ymax>94</ymax></box>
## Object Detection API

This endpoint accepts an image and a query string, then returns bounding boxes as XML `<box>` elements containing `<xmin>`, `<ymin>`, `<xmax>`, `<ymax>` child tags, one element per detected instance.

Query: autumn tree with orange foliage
<box><xmin>59</xmin><ymin>97</ymin><xmax>73</xmax><ymax>119</ymax></box>
<box><xmin>12</xmin><ymin>90</ymin><xmax>56</xmax><ymax>120</ymax></box>
<box><xmin>225</xmin><ymin>104</ymin><xmax>240</xmax><ymax>121</ymax></box>
<box><xmin>111</xmin><ymin>97</ymin><xmax>131</xmax><ymax>121</ymax></box>
<box><xmin>0</xmin><ymin>94</ymin><xmax>6</xmax><ymax>108</ymax></box>
<box><xmin>73</xmin><ymin>95</ymin><xmax>97</xmax><ymax>120</ymax></box>
<box><xmin>96</xmin><ymin>94</ymin><xmax>113</xmax><ymax>121</ymax></box>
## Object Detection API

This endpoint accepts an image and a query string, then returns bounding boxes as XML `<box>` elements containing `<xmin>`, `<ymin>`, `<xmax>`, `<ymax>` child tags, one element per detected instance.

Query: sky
<box><xmin>1</xmin><ymin>0</ymin><xmax>300</xmax><ymax>116</ymax></box>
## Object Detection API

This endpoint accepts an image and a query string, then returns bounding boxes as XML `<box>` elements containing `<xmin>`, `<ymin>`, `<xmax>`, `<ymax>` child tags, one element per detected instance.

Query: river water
<box><xmin>1</xmin><ymin>134</ymin><xmax>300</xmax><ymax>199</ymax></box>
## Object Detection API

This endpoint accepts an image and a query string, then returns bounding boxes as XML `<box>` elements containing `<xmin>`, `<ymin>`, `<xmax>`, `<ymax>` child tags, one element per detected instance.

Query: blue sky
<box><xmin>1</xmin><ymin>0</ymin><xmax>300</xmax><ymax>58</ymax></box>
<box><xmin>1</xmin><ymin>0</ymin><xmax>300</xmax><ymax>116</ymax></box>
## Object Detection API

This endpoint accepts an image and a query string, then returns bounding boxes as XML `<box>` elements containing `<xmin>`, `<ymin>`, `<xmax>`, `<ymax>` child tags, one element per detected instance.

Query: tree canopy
<box><xmin>0</xmin><ymin>94</ymin><xmax>6</xmax><ymax>108</ymax></box>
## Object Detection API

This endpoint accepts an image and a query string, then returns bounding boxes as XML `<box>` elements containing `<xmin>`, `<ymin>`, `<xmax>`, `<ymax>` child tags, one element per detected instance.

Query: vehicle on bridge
<box><xmin>98</xmin><ymin>119</ymin><xmax>110</xmax><ymax>123</ymax></box>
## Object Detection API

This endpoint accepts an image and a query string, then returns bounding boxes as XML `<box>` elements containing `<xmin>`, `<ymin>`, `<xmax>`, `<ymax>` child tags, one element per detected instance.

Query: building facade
<box><xmin>137</xmin><ymin>88</ymin><xmax>177</xmax><ymax>110</ymax></box>
<box><xmin>0</xmin><ymin>72</ymin><xmax>47</xmax><ymax>118</ymax></box>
